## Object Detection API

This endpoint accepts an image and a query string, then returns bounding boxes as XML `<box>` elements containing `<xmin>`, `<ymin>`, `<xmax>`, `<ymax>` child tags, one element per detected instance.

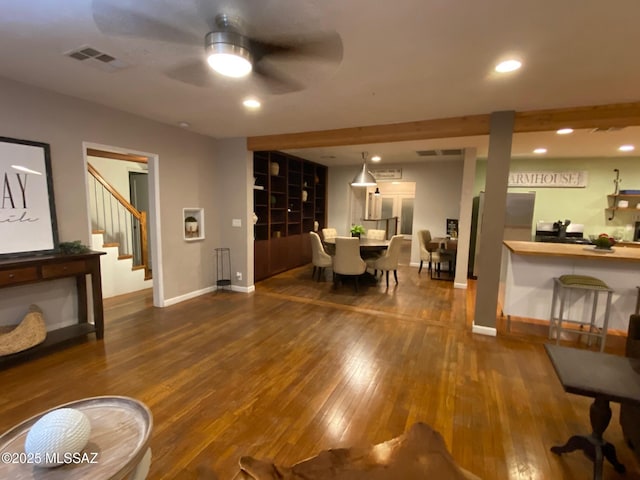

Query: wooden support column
<box><xmin>473</xmin><ymin>111</ymin><xmax>515</xmax><ymax>335</ymax></box>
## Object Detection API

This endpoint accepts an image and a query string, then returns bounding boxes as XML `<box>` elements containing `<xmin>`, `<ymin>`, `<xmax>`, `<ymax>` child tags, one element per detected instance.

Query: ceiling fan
<box><xmin>91</xmin><ymin>0</ymin><xmax>343</xmax><ymax>94</ymax></box>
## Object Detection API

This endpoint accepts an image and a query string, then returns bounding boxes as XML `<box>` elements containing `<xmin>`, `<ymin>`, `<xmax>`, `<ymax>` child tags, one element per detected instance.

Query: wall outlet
<box><xmin>232</xmin><ymin>218</ymin><xmax>242</xmax><ymax>227</ymax></box>
<box><xmin>236</xmin><ymin>272</ymin><xmax>242</xmax><ymax>280</ymax></box>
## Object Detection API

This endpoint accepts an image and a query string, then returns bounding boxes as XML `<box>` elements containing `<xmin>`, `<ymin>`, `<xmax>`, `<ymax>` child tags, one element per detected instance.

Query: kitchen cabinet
<box><xmin>253</xmin><ymin>151</ymin><xmax>327</xmax><ymax>281</ymax></box>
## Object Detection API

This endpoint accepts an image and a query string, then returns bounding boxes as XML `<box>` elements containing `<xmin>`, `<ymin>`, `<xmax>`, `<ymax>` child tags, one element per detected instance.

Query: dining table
<box><xmin>322</xmin><ymin>236</ymin><xmax>389</xmax><ymax>256</ymax></box>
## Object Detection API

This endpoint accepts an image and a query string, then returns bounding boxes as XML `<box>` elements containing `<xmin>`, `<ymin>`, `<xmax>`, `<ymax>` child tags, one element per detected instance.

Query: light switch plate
<box><xmin>232</xmin><ymin>219</ymin><xmax>241</xmax><ymax>227</ymax></box>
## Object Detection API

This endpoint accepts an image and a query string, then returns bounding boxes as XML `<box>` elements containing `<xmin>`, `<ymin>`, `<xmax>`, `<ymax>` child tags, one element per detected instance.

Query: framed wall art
<box><xmin>0</xmin><ymin>136</ymin><xmax>59</xmax><ymax>257</ymax></box>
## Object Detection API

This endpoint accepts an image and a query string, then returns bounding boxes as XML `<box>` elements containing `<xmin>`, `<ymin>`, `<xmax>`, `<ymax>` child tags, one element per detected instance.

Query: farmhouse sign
<box><xmin>0</xmin><ymin>136</ymin><xmax>59</xmax><ymax>256</ymax></box>
<box><xmin>508</xmin><ymin>171</ymin><xmax>588</xmax><ymax>188</ymax></box>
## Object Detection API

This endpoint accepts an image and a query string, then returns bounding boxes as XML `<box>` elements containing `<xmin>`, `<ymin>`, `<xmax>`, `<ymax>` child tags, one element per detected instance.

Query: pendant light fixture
<box><xmin>350</xmin><ymin>152</ymin><xmax>377</xmax><ymax>187</ymax></box>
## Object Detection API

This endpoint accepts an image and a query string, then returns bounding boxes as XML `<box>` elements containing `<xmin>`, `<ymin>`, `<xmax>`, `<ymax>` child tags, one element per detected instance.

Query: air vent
<box><xmin>416</xmin><ymin>149</ymin><xmax>463</xmax><ymax>157</ymax></box>
<box><xmin>64</xmin><ymin>45</ymin><xmax>128</xmax><ymax>72</ymax></box>
<box><xmin>591</xmin><ymin>127</ymin><xmax>626</xmax><ymax>133</ymax></box>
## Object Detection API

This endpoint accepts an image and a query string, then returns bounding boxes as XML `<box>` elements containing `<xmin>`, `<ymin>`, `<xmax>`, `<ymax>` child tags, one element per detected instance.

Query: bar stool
<box><xmin>549</xmin><ymin>274</ymin><xmax>613</xmax><ymax>351</ymax></box>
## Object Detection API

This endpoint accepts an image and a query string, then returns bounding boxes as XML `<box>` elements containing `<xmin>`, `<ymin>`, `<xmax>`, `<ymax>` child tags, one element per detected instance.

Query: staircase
<box><xmin>87</xmin><ymin>162</ymin><xmax>153</xmax><ymax>298</ymax></box>
<box><xmin>91</xmin><ymin>231</ymin><xmax>152</xmax><ymax>298</ymax></box>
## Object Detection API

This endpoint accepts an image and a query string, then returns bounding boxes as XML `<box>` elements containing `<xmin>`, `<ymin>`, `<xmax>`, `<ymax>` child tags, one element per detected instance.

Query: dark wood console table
<box><xmin>545</xmin><ymin>344</ymin><xmax>640</xmax><ymax>479</ymax></box>
<box><xmin>0</xmin><ymin>251</ymin><xmax>105</xmax><ymax>367</ymax></box>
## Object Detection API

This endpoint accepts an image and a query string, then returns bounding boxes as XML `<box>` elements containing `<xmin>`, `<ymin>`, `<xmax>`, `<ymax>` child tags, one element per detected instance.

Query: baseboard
<box><xmin>472</xmin><ymin>322</ymin><xmax>497</xmax><ymax>337</ymax></box>
<box><xmin>163</xmin><ymin>286</ymin><xmax>216</xmax><ymax>306</ymax></box>
<box><xmin>162</xmin><ymin>282</ymin><xmax>257</xmax><ymax>305</ymax></box>
<box><xmin>453</xmin><ymin>281</ymin><xmax>467</xmax><ymax>289</ymax></box>
<box><xmin>232</xmin><ymin>285</ymin><xmax>255</xmax><ymax>293</ymax></box>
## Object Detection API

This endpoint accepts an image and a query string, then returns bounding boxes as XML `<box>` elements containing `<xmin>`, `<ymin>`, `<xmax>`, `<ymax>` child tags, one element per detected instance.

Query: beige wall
<box><xmin>214</xmin><ymin>138</ymin><xmax>254</xmax><ymax>289</ymax></box>
<box><xmin>0</xmin><ymin>76</ymin><xmax>219</xmax><ymax>310</ymax></box>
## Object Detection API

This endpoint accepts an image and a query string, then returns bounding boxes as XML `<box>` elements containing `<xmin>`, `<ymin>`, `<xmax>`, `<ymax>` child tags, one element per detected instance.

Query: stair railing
<box><xmin>87</xmin><ymin>163</ymin><xmax>150</xmax><ymax>280</ymax></box>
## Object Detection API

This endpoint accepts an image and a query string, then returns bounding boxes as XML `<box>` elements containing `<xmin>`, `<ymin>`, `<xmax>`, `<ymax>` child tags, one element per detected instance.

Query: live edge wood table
<box><xmin>545</xmin><ymin>344</ymin><xmax>640</xmax><ymax>479</ymax></box>
<box><xmin>0</xmin><ymin>251</ymin><xmax>106</xmax><ymax>367</ymax></box>
<box><xmin>0</xmin><ymin>396</ymin><xmax>152</xmax><ymax>480</ymax></box>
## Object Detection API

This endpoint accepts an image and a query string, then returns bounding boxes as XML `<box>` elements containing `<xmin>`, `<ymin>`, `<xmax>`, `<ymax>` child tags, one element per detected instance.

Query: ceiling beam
<box><xmin>246</xmin><ymin>102</ymin><xmax>640</xmax><ymax>151</ymax></box>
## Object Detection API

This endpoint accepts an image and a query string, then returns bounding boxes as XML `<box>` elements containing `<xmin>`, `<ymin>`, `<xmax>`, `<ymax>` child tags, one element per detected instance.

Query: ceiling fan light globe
<box><xmin>207</xmin><ymin>51</ymin><xmax>252</xmax><ymax>78</ymax></box>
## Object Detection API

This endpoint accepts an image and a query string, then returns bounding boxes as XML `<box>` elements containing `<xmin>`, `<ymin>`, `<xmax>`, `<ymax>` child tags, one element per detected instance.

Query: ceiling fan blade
<box><xmin>166</xmin><ymin>59</ymin><xmax>217</xmax><ymax>88</ymax></box>
<box><xmin>250</xmin><ymin>31</ymin><xmax>343</xmax><ymax>65</ymax></box>
<box><xmin>253</xmin><ymin>62</ymin><xmax>305</xmax><ymax>95</ymax></box>
<box><xmin>92</xmin><ymin>0</ymin><xmax>200</xmax><ymax>45</ymax></box>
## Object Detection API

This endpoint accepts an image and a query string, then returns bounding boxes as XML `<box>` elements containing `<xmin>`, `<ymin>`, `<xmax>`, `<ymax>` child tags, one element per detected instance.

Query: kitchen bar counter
<box><xmin>503</xmin><ymin>240</ymin><xmax>640</xmax><ymax>262</ymax></box>
<box><xmin>500</xmin><ymin>241</ymin><xmax>640</xmax><ymax>331</ymax></box>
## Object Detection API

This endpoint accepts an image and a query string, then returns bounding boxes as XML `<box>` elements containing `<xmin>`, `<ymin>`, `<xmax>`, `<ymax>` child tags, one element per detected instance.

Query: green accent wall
<box><xmin>473</xmin><ymin>156</ymin><xmax>640</xmax><ymax>240</ymax></box>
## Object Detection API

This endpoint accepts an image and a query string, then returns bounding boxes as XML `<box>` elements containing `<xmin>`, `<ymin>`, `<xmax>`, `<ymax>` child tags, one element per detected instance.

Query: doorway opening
<box><xmin>364</xmin><ymin>181</ymin><xmax>416</xmax><ymax>237</ymax></box>
<box><xmin>83</xmin><ymin>144</ymin><xmax>162</xmax><ymax>306</ymax></box>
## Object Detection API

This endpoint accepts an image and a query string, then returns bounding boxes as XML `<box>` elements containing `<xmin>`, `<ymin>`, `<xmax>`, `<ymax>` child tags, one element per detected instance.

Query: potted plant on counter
<box><xmin>592</xmin><ymin>233</ymin><xmax>615</xmax><ymax>250</ymax></box>
<box><xmin>350</xmin><ymin>225</ymin><xmax>365</xmax><ymax>238</ymax></box>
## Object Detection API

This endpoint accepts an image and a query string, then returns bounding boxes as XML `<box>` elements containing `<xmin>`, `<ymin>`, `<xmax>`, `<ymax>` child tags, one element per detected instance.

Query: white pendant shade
<box><xmin>351</xmin><ymin>153</ymin><xmax>377</xmax><ymax>186</ymax></box>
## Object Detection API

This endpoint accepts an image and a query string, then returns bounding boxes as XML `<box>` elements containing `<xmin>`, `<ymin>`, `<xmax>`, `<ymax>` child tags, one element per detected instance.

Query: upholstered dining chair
<box><xmin>366</xmin><ymin>235</ymin><xmax>403</xmax><ymax>287</ymax></box>
<box><xmin>332</xmin><ymin>236</ymin><xmax>367</xmax><ymax>292</ymax></box>
<box><xmin>321</xmin><ymin>227</ymin><xmax>337</xmax><ymax>241</ymax></box>
<box><xmin>309</xmin><ymin>231</ymin><xmax>332</xmax><ymax>281</ymax></box>
<box><xmin>417</xmin><ymin>229</ymin><xmax>440</xmax><ymax>274</ymax></box>
<box><xmin>366</xmin><ymin>229</ymin><xmax>386</xmax><ymax>240</ymax></box>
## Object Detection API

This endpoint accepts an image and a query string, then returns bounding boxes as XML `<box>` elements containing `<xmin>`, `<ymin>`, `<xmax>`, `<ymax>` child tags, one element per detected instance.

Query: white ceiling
<box><xmin>1</xmin><ymin>0</ymin><xmax>639</xmax><ymax>166</ymax></box>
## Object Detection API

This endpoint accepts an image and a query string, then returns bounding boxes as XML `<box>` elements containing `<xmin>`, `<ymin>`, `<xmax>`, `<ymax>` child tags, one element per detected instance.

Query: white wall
<box><xmin>87</xmin><ymin>155</ymin><xmax>147</xmax><ymax>204</ymax></box>
<box><xmin>328</xmin><ymin>160</ymin><xmax>464</xmax><ymax>265</ymax></box>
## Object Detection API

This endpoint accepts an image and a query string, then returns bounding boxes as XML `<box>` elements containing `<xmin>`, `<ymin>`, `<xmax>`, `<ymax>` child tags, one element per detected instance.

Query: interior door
<box><xmin>379</xmin><ymin>194</ymin><xmax>414</xmax><ymax>236</ymax></box>
<box><xmin>129</xmin><ymin>171</ymin><xmax>151</xmax><ymax>269</ymax></box>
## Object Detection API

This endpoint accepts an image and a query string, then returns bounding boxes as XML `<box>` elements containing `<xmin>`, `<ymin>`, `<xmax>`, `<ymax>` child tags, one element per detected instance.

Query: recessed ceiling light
<box><xmin>533</xmin><ymin>148</ymin><xmax>547</xmax><ymax>154</ymax></box>
<box><xmin>619</xmin><ymin>145</ymin><xmax>635</xmax><ymax>152</ymax></box>
<box><xmin>556</xmin><ymin>128</ymin><xmax>574</xmax><ymax>135</ymax></box>
<box><xmin>495</xmin><ymin>59</ymin><xmax>522</xmax><ymax>73</ymax></box>
<box><xmin>177</xmin><ymin>121</ymin><xmax>190</xmax><ymax>128</ymax></box>
<box><xmin>243</xmin><ymin>98</ymin><xmax>261</xmax><ymax>109</ymax></box>
<box><xmin>371</xmin><ymin>155</ymin><xmax>381</xmax><ymax>162</ymax></box>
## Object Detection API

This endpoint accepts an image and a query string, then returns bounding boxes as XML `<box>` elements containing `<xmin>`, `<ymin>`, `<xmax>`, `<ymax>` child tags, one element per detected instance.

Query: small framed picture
<box><xmin>446</xmin><ymin>218</ymin><xmax>459</xmax><ymax>237</ymax></box>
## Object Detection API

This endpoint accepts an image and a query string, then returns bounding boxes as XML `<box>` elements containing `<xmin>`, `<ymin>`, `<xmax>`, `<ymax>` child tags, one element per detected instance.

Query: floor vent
<box><xmin>65</xmin><ymin>46</ymin><xmax>128</xmax><ymax>72</ymax></box>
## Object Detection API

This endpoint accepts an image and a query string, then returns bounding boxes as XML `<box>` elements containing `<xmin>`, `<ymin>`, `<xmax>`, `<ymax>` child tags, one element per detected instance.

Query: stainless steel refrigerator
<box><xmin>470</xmin><ymin>191</ymin><xmax>535</xmax><ymax>277</ymax></box>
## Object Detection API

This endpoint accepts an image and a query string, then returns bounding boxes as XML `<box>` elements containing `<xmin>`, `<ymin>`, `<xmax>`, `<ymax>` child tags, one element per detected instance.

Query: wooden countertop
<box><xmin>503</xmin><ymin>240</ymin><xmax>640</xmax><ymax>263</ymax></box>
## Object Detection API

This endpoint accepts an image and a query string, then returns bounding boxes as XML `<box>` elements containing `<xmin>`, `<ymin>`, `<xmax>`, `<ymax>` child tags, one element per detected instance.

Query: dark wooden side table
<box><xmin>545</xmin><ymin>344</ymin><xmax>640</xmax><ymax>479</ymax></box>
<box><xmin>0</xmin><ymin>251</ymin><xmax>105</xmax><ymax>367</ymax></box>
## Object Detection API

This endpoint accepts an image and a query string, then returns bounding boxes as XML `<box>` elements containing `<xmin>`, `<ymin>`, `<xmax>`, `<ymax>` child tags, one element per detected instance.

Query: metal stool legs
<box><xmin>549</xmin><ymin>276</ymin><xmax>613</xmax><ymax>352</ymax></box>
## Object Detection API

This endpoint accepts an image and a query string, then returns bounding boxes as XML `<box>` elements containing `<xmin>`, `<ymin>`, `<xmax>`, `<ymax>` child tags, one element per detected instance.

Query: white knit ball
<box><xmin>25</xmin><ymin>408</ymin><xmax>91</xmax><ymax>467</ymax></box>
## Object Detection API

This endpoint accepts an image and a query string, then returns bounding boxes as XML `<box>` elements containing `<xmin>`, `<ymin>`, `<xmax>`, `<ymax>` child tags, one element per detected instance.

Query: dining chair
<box><xmin>309</xmin><ymin>231</ymin><xmax>332</xmax><ymax>281</ymax></box>
<box><xmin>321</xmin><ymin>227</ymin><xmax>337</xmax><ymax>241</ymax></box>
<box><xmin>366</xmin><ymin>229</ymin><xmax>386</xmax><ymax>240</ymax></box>
<box><xmin>366</xmin><ymin>235</ymin><xmax>403</xmax><ymax>287</ymax></box>
<box><xmin>332</xmin><ymin>236</ymin><xmax>366</xmax><ymax>292</ymax></box>
<box><xmin>321</xmin><ymin>227</ymin><xmax>338</xmax><ymax>255</ymax></box>
<box><xmin>417</xmin><ymin>230</ymin><xmax>439</xmax><ymax>273</ymax></box>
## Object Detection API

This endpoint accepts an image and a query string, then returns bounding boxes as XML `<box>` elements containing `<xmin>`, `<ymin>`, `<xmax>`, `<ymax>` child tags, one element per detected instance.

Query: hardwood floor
<box><xmin>1</xmin><ymin>239</ymin><xmax>639</xmax><ymax>479</ymax></box>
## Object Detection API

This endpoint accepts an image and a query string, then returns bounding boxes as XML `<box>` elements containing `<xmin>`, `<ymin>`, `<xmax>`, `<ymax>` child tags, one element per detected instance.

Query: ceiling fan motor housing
<box><xmin>205</xmin><ymin>30</ymin><xmax>253</xmax><ymax>65</ymax></box>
